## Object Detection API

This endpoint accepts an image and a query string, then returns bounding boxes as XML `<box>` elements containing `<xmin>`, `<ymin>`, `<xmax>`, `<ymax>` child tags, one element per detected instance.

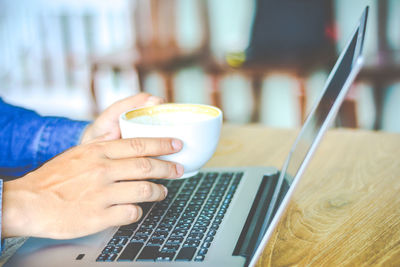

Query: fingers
<box><xmin>106</xmin><ymin>157</ymin><xmax>183</xmax><ymax>181</ymax></box>
<box><xmin>105</xmin><ymin>181</ymin><xmax>167</xmax><ymax>205</ymax></box>
<box><xmin>105</xmin><ymin>204</ymin><xmax>143</xmax><ymax>226</ymax></box>
<box><xmin>101</xmin><ymin>138</ymin><xmax>183</xmax><ymax>159</ymax></box>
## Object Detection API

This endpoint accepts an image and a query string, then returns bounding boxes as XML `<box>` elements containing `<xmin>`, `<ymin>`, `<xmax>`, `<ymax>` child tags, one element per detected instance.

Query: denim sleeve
<box><xmin>0</xmin><ymin>99</ymin><xmax>90</xmax><ymax>255</ymax></box>
<box><xmin>0</xmin><ymin>98</ymin><xmax>90</xmax><ymax>178</ymax></box>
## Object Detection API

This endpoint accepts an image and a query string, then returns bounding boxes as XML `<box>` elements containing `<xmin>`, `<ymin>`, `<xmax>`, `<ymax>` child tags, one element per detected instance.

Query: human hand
<box><xmin>81</xmin><ymin>93</ymin><xmax>164</xmax><ymax>144</ymax></box>
<box><xmin>2</xmin><ymin>137</ymin><xmax>183</xmax><ymax>239</ymax></box>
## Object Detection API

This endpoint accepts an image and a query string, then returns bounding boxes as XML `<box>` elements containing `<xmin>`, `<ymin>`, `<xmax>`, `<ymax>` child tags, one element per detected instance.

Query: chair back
<box><xmin>132</xmin><ymin>0</ymin><xmax>210</xmax><ymax>53</ymax></box>
<box><xmin>246</xmin><ymin>0</ymin><xmax>337</xmax><ymax>70</ymax></box>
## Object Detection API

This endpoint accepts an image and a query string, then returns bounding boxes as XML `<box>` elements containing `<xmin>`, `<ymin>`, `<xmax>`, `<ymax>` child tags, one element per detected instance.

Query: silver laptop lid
<box><xmin>249</xmin><ymin>6</ymin><xmax>369</xmax><ymax>267</ymax></box>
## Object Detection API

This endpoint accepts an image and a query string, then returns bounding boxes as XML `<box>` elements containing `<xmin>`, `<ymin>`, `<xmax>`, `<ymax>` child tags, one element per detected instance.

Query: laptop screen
<box><xmin>283</xmin><ymin>14</ymin><xmax>366</xmax><ymax>185</ymax></box>
<box><xmin>250</xmin><ymin>7</ymin><xmax>368</xmax><ymax>267</ymax></box>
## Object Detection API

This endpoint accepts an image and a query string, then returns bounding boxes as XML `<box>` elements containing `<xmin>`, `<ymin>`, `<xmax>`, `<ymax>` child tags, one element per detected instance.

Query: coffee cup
<box><xmin>119</xmin><ymin>103</ymin><xmax>223</xmax><ymax>178</ymax></box>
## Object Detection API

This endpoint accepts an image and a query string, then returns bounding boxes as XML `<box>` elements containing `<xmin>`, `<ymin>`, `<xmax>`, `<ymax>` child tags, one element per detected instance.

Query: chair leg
<box><xmin>209</xmin><ymin>74</ymin><xmax>222</xmax><ymax>110</ymax></box>
<box><xmin>297</xmin><ymin>77</ymin><xmax>307</xmax><ymax>124</ymax></box>
<box><xmin>339</xmin><ymin>86</ymin><xmax>358</xmax><ymax>128</ymax></box>
<box><xmin>136</xmin><ymin>68</ymin><xmax>147</xmax><ymax>93</ymax></box>
<box><xmin>89</xmin><ymin>63</ymin><xmax>99</xmax><ymax>117</ymax></box>
<box><xmin>161</xmin><ymin>72</ymin><xmax>175</xmax><ymax>103</ymax></box>
<box><xmin>339</xmin><ymin>100</ymin><xmax>358</xmax><ymax>128</ymax></box>
<box><xmin>250</xmin><ymin>75</ymin><xmax>263</xmax><ymax>122</ymax></box>
<box><xmin>372</xmin><ymin>82</ymin><xmax>386</xmax><ymax>130</ymax></box>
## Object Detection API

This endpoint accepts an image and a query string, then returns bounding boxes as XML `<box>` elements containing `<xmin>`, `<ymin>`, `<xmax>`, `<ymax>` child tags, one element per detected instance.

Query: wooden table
<box><xmin>2</xmin><ymin>124</ymin><xmax>400</xmax><ymax>266</ymax></box>
<box><xmin>205</xmin><ymin>124</ymin><xmax>400</xmax><ymax>266</ymax></box>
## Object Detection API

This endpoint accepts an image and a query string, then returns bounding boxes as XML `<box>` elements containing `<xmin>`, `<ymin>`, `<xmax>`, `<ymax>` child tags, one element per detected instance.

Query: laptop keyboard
<box><xmin>96</xmin><ymin>172</ymin><xmax>243</xmax><ymax>262</ymax></box>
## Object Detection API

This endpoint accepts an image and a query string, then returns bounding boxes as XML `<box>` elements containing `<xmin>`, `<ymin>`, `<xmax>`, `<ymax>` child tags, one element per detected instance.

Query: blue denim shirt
<box><xmin>0</xmin><ymin>98</ymin><xmax>90</xmax><ymax>252</ymax></box>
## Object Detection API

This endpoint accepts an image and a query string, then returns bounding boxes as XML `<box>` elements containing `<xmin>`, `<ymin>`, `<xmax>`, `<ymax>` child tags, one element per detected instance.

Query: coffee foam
<box><xmin>124</xmin><ymin>104</ymin><xmax>220</xmax><ymax>126</ymax></box>
<box><xmin>129</xmin><ymin>111</ymin><xmax>213</xmax><ymax>125</ymax></box>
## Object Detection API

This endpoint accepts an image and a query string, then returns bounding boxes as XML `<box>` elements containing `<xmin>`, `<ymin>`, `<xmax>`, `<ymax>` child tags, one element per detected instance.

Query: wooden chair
<box><xmin>205</xmin><ymin>0</ymin><xmax>339</xmax><ymax>124</ymax></box>
<box><xmin>89</xmin><ymin>0</ymin><xmax>211</xmax><ymax>115</ymax></box>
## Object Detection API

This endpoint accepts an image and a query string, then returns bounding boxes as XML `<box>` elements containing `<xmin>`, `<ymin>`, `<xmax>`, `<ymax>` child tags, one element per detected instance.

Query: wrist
<box><xmin>2</xmin><ymin>179</ymin><xmax>36</xmax><ymax>238</ymax></box>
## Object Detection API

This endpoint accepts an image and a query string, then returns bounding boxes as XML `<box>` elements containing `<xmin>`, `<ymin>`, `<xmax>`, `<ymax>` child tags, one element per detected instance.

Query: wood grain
<box><xmin>206</xmin><ymin>125</ymin><xmax>400</xmax><ymax>267</ymax></box>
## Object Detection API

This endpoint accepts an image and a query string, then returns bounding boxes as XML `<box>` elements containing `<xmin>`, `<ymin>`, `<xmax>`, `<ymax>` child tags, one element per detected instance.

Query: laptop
<box><xmin>7</xmin><ymin>7</ymin><xmax>368</xmax><ymax>267</ymax></box>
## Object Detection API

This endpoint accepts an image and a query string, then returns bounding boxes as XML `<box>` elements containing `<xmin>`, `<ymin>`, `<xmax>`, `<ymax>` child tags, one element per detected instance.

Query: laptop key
<box><xmin>131</xmin><ymin>236</ymin><xmax>147</xmax><ymax>243</ymax></box>
<box><xmin>155</xmin><ymin>225</ymin><xmax>173</xmax><ymax>231</ymax></box>
<box><xmin>117</xmin><ymin>242</ymin><xmax>143</xmax><ymax>261</ymax></box>
<box><xmin>113</xmin><ymin>245</ymin><xmax>123</xmax><ymax>253</ymax></box>
<box><xmin>187</xmin><ymin>233</ymin><xmax>203</xmax><ymax>240</ymax></box>
<box><xmin>108</xmin><ymin>237</ymin><xmax>121</xmax><ymax>245</ymax></box>
<box><xmin>152</xmin><ymin>231</ymin><xmax>169</xmax><ymax>238</ymax></box>
<box><xmin>147</xmin><ymin>238</ymin><xmax>164</xmax><ymax>246</ymax></box>
<box><xmin>207</xmin><ymin>230</ymin><xmax>216</xmax><ymax>237</ymax></box>
<box><xmin>118</xmin><ymin>238</ymin><xmax>129</xmax><ymax>245</ymax></box>
<box><xmin>183</xmin><ymin>240</ymin><xmax>200</xmax><ymax>247</ymax></box>
<box><xmin>102</xmin><ymin>246</ymin><xmax>113</xmax><ymax>254</ymax></box>
<box><xmin>106</xmin><ymin>253</ymin><xmax>117</xmax><ymax>262</ymax></box>
<box><xmin>96</xmin><ymin>254</ymin><xmax>107</xmax><ymax>262</ymax></box>
<box><xmin>198</xmin><ymin>248</ymin><xmax>208</xmax><ymax>255</ymax></box>
<box><xmin>137</xmin><ymin>246</ymin><xmax>160</xmax><ymax>261</ymax></box>
<box><xmin>202</xmin><ymin>242</ymin><xmax>211</xmax><ymax>248</ymax></box>
<box><xmin>162</xmin><ymin>244</ymin><xmax>179</xmax><ymax>252</ymax></box>
<box><xmin>171</xmin><ymin>229</ymin><xmax>187</xmax><ymax>237</ymax></box>
<box><xmin>205</xmin><ymin>172</ymin><xmax>218</xmax><ymax>179</ymax></box>
<box><xmin>210</xmin><ymin>223</ymin><xmax>219</xmax><ymax>230</ymax></box>
<box><xmin>194</xmin><ymin>255</ymin><xmax>205</xmax><ymax>262</ymax></box>
<box><xmin>156</xmin><ymin>252</ymin><xmax>176</xmax><ymax>262</ymax></box>
<box><xmin>175</xmin><ymin>247</ymin><xmax>196</xmax><ymax>261</ymax></box>
<box><xmin>205</xmin><ymin>236</ymin><xmax>214</xmax><ymax>242</ymax></box>
<box><xmin>166</xmin><ymin>236</ymin><xmax>184</xmax><ymax>244</ymax></box>
<box><xmin>191</xmin><ymin>226</ymin><xmax>207</xmax><ymax>232</ymax></box>
<box><xmin>136</xmin><ymin>229</ymin><xmax>151</xmax><ymax>236</ymax></box>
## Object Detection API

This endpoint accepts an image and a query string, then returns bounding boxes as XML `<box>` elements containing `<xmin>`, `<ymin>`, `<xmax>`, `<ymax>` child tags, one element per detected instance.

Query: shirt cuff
<box><xmin>36</xmin><ymin>118</ymin><xmax>90</xmax><ymax>165</ymax></box>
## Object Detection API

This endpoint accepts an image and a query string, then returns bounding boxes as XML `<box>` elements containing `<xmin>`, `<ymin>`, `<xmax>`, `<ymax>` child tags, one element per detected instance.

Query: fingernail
<box><xmin>172</xmin><ymin>139</ymin><xmax>182</xmax><ymax>151</ymax></box>
<box><xmin>162</xmin><ymin>185</ymin><xmax>168</xmax><ymax>197</ymax></box>
<box><xmin>175</xmin><ymin>164</ymin><xmax>184</xmax><ymax>177</ymax></box>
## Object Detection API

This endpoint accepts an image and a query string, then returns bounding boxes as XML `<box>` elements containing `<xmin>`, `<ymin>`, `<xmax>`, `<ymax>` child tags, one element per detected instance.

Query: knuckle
<box><xmin>128</xmin><ymin>205</ymin><xmax>142</xmax><ymax>222</ymax></box>
<box><xmin>87</xmin><ymin>143</ymin><xmax>104</xmax><ymax>153</ymax></box>
<box><xmin>129</xmin><ymin>138</ymin><xmax>146</xmax><ymax>154</ymax></box>
<box><xmin>137</xmin><ymin>158</ymin><xmax>153</xmax><ymax>175</ymax></box>
<box><xmin>160</xmin><ymin>138</ymin><xmax>174</xmax><ymax>152</ymax></box>
<box><xmin>169</xmin><ymin>163</ymin><xmax>178</xmax><ymax>178</ymax></box>
<box><xmin>81</xmin><ymin>143</ymin><xmax>106</xmax><ymax>159</ymax></box>
<box><xmin>96</xmin><ymin>161</ymin><xmax>109</xmax><ymax>175</ymax></box>
<box><xmin>140</xmin><ymin>182</ymin><xmax>154</xmax><ymax>199</ymax></box>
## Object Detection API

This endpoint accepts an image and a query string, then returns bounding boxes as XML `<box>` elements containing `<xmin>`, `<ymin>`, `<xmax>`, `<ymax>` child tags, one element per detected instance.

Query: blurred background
<box><xmin>0</xmin><ymin>0</ymin><xmax>399</xmax><ymax>131</ymax></box>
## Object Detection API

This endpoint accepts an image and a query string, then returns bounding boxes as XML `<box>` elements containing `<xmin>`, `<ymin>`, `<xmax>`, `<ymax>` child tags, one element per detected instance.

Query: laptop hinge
<box><xmin>232</xmin><ymin>173</ymin><xmax>279</xmax><ymax>260</ymax></box>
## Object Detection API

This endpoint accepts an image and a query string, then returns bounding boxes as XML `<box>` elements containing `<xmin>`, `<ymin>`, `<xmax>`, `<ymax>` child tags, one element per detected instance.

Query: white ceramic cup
<box><xmin>119</xmin><ymin>103</ymin><xmax>223</xmax><ymax>178</ymax></box>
